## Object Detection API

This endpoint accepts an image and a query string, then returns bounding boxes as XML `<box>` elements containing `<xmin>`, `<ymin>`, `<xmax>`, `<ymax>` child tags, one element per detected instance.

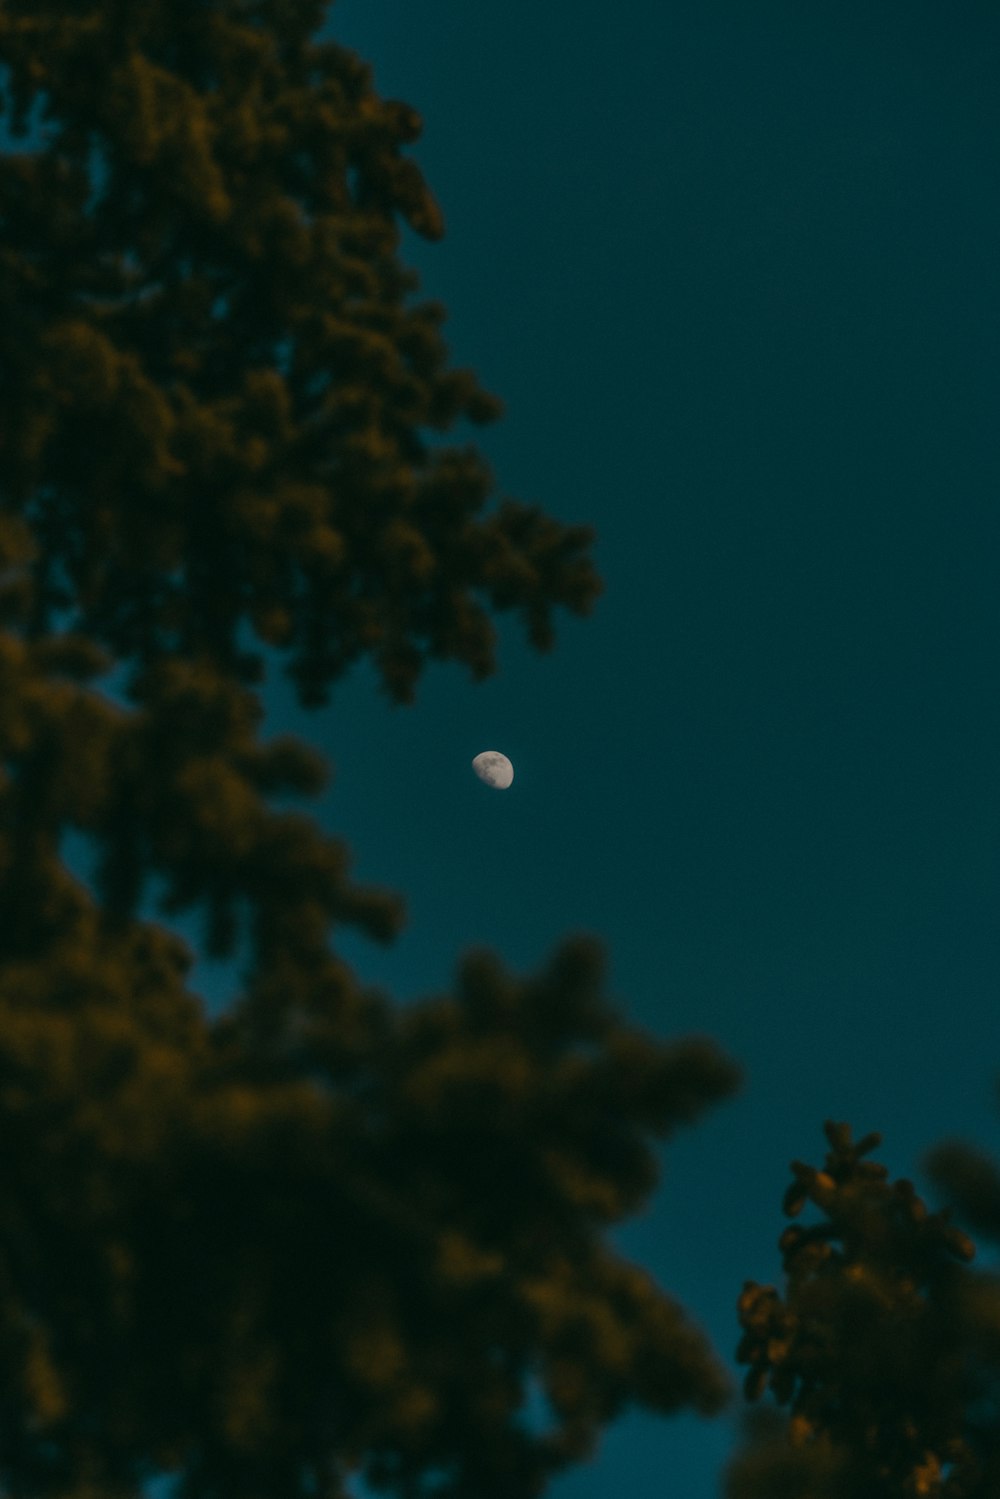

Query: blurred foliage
<box><xmin>724</xmin><ymin>1121</ymin><xmax>1000</xmax><ymax>1499</ymax></box>
<box><xmin>0</xmin><ymin>0</ymin><xmax>601</xmax><ymax>707</ymax></box>
<box><xmin>0</xmin><ymin>2</ymin><xmax>742</xmax><ymax>1496</ymax></box>
<box><xmin>924</xmin><ymin>1115</ymin><xmax>1000</xmax><ymax>1248</ymax></box>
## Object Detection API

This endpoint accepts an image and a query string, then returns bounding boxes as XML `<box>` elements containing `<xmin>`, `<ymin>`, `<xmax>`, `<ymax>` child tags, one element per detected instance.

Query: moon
<box><xmin>472</xmin><ymin>750</ymin><xmax>514</xmax><ymax>789</ymax></box>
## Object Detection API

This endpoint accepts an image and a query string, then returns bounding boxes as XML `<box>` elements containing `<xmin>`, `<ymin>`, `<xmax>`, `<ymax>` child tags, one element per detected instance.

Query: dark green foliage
<box><xmin>725</xmin><ymin>1121</ymin><xmax>1000</xmax><ymax>1499</ymax></box>
<box><xmin>0</xmin><ymin>0</ymin><xmax>601</xmax><ymax>708</ymax></box>
<box><xmin>0</xmin><ymin>4</ymin><xmax>742</xmax><ymax>1497</ymax></box>
<box><xmin>0</xmin><ymin>922</ymin><xmax>741</xmax><ymax>1499</ymax></box>
<box><xmin>924</xmin><ymin>1131</ymin><xmax>1000</xmax><ymax>1245</ymax></box>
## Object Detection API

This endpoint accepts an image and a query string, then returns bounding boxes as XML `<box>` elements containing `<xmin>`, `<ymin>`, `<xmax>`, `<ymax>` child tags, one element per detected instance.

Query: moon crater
<box><xmin>472</xmin><ymin>750</ymin><xmax>514</xmax><ymax>789</ymax></box>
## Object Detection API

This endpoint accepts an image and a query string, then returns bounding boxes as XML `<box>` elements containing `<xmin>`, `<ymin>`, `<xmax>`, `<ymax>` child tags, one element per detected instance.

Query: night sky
<box><xmin>50</xmin><ymin>0</ymin><xmax>1000</xmax><ymax>1494</ymax></box>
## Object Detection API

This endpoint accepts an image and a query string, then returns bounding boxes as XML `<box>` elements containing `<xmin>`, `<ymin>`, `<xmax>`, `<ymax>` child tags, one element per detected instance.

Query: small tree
<box><xmin>725</xmin><ymin>1121</ymin><xmax>1000</xmax><ymax>1498</ymax></box>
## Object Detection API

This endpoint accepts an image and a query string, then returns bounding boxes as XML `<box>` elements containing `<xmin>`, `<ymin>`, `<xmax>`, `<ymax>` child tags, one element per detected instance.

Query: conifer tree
<box><xmin>0</xmin><ymin>3</ymin><xmax>741</xmax><ymax>1496</ymax></box>
<box><xmin>725</xmin><ymin>1121</ymin><xmax>1000</xmax><ymax>1498</ymax></box>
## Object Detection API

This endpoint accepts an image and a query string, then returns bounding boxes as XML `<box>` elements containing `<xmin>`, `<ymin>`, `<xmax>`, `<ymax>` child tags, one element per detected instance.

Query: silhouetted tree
<box><xmin>724</xmin><ymin>1121</ymin><xmax>1000</xmax><ymax>1498</ymax></box>
<box><xmin>0</xmin><ymin>3</ymin><xmax>741</xmax><ymax>1496</ymax></box>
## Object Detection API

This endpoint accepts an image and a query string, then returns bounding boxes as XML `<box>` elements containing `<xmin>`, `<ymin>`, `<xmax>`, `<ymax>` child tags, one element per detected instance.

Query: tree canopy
<box><xmin>725</xmin><ymin>1121</ymin><xmax>1000</xmax><ymax>1499</ymax></box>
<box><xmin>0</xmin><ymin>3</ymin><xmax>743</xmax><ymax>1497</ymax></box>
<box><xmin>0</xmin><ymin>0</ymin><xmax>601</xmax><ymax>707</ymax></box>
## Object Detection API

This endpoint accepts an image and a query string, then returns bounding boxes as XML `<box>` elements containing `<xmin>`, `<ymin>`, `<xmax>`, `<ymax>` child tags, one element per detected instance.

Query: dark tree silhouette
<box><xmin>0</xmin><ymin>0</ymin><xmax>599</xmax><ymax>704</ymax></box>
<box><xmin>724</xmin><ymin>1121</ymin><xmax>1000</xmax><ymax>1498</ymax></box>
<box><xmin>0</xmin><ymin>3</ymin><xmax>741</xmax><ymax>1497</ymax></box>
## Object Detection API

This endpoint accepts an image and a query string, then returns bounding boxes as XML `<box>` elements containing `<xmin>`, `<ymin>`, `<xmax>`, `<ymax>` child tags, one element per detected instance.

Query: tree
<box><xmin>724</xmin><ymin>1121</ymin><xmax>1000</xmax><ymax>1498</ymax></box>
<box><xmin>0</xmin><ymin>3</ymin><xmax>742</xmax><ymax>1495</ymax></box>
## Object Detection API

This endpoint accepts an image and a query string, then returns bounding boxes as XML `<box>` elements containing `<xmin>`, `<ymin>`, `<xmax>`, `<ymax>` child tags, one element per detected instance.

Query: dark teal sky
<box><xmin>308</xmin><ymin>2</ymin><xmax>1000</xmax><ymax>1493</ymax></box>
<box><xmin>44</xmin><ymin>0</ymin><xmax>1000</xmax><ymax>1494</ymax></box>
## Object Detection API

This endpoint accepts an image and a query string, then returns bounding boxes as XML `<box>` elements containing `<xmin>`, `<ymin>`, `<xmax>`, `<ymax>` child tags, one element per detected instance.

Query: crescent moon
<box><xmin>472</xmin><ymin>750</ymin><xmax>514</xmax><ymax>789</ymax></box>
